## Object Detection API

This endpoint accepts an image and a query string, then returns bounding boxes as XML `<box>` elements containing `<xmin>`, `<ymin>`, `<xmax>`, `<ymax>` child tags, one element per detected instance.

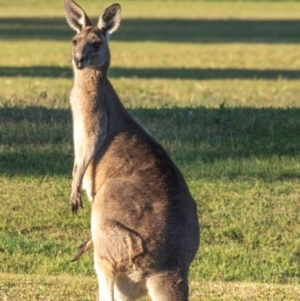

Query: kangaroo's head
<box><xmin>64</xmin><ymin>0</ymin><xmax>121</xmax><ymax>71</ymax></box>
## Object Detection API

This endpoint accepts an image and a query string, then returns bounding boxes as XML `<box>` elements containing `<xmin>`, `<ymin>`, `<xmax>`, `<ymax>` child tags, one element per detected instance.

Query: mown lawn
<box><xmin>0</xmin><ymin>0</ymin><xmax>300</xmax><ymax>300</ymax></box>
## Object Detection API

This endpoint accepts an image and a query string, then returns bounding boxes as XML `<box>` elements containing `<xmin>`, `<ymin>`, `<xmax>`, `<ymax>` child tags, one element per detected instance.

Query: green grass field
<box><xmin>0</xmin><ymin>0</ymin><xmax>300</xmax><ymax>300</ymax></box>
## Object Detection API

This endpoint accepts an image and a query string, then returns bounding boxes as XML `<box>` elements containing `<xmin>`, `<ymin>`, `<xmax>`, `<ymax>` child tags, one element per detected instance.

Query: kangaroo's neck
<box><xmin>73</xmin><ymin>68</ymin><xmax>106</xmax><ymax>92</ymax></box>
<box><xmin>72</xmin><ymin>67</ymin><xmax>130</xmax><ymax>131</ymax></box>
<box><xmin>72</xmin><ymin>68</ymin><xmax>113</xmax><ymax>106</ymax></box>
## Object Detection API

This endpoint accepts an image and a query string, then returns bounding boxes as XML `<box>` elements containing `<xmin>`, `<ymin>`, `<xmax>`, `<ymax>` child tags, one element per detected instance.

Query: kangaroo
<box><xmin>64</xmin><ymin>0</ymin><xmax>200</xmax><ymax>300</ymax></box>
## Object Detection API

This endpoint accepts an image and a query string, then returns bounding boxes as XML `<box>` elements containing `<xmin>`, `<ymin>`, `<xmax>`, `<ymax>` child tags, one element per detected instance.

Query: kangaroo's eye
<box><xmin>72</xmin><ymin>40</ymin><xmax>77</xmax><ymax>46</ymax></box>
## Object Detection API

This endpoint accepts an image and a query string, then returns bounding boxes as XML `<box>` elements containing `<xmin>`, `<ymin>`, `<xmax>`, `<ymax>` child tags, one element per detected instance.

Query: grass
<box><xmin>0</xmin><ymin>0</ymin><xmax>300</xmax><ymax>300</ymax></box>
<box><xmin>0</xmin><ymin>274</ymin><xmax>299</xmax><ymax>301</ymax></box>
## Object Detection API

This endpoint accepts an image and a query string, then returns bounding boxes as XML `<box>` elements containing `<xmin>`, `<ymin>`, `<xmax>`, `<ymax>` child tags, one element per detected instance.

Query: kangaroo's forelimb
<box><xmin>71</xmin><ymin>112</ymin><xmax>108</xmax><ymax>214</ymax></box>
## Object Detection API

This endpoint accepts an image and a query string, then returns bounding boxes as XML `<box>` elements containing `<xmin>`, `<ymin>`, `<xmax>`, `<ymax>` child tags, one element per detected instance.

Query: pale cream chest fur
<box><xmin>70</xmin><ymin>87</ymin><xmax>93</xmax><ymax>201</ymax></box>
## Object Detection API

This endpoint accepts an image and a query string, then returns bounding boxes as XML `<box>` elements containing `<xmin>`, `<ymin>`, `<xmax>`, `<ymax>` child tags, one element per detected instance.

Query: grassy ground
<box><xmin>0</xmin><ymin>274</ymin><xmax>299</xmax><ymax>301</ymax></box>
<box><xmin>0</xmin><ymin>0</ymin><xmax>300</xmax><ymax>300</ymax></box>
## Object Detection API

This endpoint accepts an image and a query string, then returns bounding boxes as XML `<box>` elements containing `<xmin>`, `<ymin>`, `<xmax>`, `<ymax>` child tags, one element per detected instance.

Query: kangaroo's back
<box><xmin>64</xmin><ymin>1</ymin><xmax>200</xmax><ymax>300</ymax></box>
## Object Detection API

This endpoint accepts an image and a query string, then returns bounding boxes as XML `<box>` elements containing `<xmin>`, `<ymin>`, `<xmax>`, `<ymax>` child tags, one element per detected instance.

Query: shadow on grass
<box><xmin>0</xmin><ymin>66</ymin><xmax>73</xmax><ymax>78</ymax></box>
<box><xmin>1</xmin><ymin>66</ymin><xmax>300</xmax><ymax>80</ymax></box>
<box><xmin>110</xmin><ymin>67</ymin><xmax>300</xmax><ymax>80</ymax></box>
<box><xmin>1</xmin><ymin>106</ymin><xmax>300</xmax><ymax>177</ymax></box>
<box><xmin>0</xmin><ymin>106</ymin><xmax>73</xmax><ymax>176</ymax></box>
<box><xmin>1</xmin><ymin>17</ymin><xmax>300</xmax><ymax>43</ymax></box>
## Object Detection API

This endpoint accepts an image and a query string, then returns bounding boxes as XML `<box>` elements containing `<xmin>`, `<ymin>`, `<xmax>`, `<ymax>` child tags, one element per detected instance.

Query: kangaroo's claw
<box><xmin>71</xmin><ymin>190</ymin><xmax>83</xmax><ymax>215</ymax></box>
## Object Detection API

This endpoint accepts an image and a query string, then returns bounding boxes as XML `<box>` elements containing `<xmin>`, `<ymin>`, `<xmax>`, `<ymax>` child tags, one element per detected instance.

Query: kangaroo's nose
<box><xmin>74</xmin><ymin>53</ymin><xmax>85</xmax><ymax>69</ymax></box>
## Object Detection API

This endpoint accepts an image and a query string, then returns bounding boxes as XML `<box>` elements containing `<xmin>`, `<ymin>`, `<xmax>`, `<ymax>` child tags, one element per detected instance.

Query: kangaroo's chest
<box><xmin>70</xmin><ymin>92</ymin><xmax>85</xmax><ymax>157</ymax></box>
<box><xmin>70</xmin><ymin>90</ymin><xmax>94</xmax><ymax>201</ymax></box>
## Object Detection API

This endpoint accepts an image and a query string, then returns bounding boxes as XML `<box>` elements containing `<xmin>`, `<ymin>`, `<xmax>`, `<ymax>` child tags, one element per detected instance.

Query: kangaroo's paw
<box><xmin>71</xmin><ymin>190</ymin><xmax>83</xmax><ymax>215</ymax></box>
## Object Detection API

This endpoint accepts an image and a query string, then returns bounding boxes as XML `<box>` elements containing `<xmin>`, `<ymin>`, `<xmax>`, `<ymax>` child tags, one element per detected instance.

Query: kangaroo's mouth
<box><xmin>74</xmin><ymin>62</ymin><xmax>84</xmax><ymax>70</ymax></box>
<box><xmin>73</xmin><ymin>57</ymin><xmax>86</xmax><ymax>70</ymax></box>
<box><xmin>75</xmin><ymin>63</ymin><xmax>84</xmax><ymax>70</ymax></box>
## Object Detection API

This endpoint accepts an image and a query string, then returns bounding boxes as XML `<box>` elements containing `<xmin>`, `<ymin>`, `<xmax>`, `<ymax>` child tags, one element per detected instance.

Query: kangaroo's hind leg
<box><xmin>146</xmin><ymin>269</ymin><xmax>189</xmax><ymax>301</ymax></box>
<box><xmin>91</xmin><ymin>179</ymin><xmax>147</xmax><ymax>301</ymax></box>
<box><xmin>114</xmin><ymin>274</ymin><xmax>147</xmax><ymax>301</ymax></box>
<box><xmin>94</xmin><ymin>259</ymin><xmax>114</xmax><ymax>301</ymax></box>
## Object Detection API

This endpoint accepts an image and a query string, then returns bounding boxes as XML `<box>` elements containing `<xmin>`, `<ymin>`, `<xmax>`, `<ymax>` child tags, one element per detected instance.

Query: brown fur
<box><xmin>71</xmin><ymin>239</ymin><xmax>93</xmax><ymax>262</ymax></box>
<box><xmin>64</xmin><ymin>1</ymin><xmax>200</xmax><ymax>300</ymax></box>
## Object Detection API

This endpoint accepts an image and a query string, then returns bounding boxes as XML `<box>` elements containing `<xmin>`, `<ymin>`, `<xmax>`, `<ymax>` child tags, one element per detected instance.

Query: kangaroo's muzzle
<box><xmin>73</xmin><ymin>53</ymin><xmax>86</xmax><ymax>69</ymax></box>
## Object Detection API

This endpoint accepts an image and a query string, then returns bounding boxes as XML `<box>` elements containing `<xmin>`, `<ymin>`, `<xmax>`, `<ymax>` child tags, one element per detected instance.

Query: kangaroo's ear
<box><xmin>97</xmin><ymin>3</ymin><xmax>121</xmax><ymax>35</ymax></box>
<box><xmin>64</xmin><ymin>0</ymin><xmax>92</xmax><ymax>33</ymax></box>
